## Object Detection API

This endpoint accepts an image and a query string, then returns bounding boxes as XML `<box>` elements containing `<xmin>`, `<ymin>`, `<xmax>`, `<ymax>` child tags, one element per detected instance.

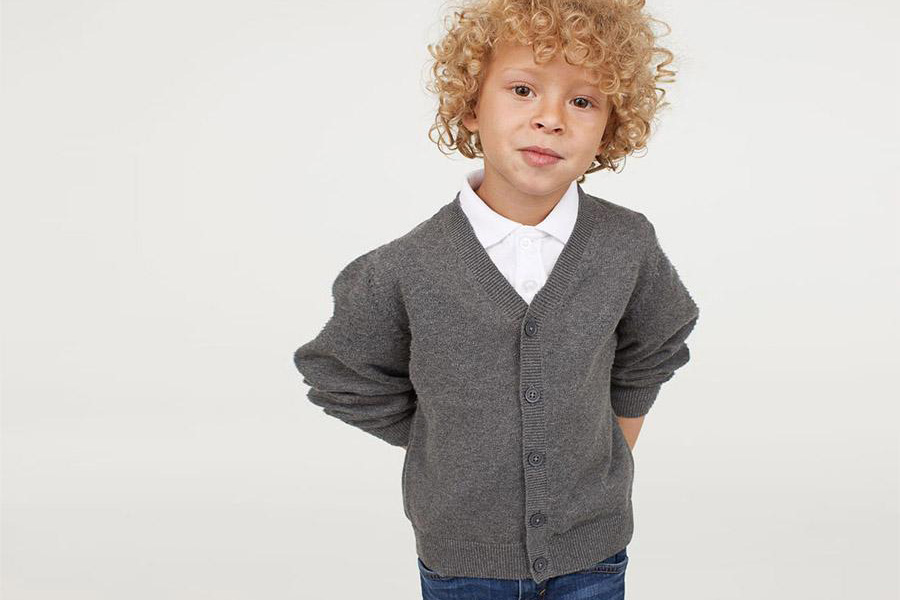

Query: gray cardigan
<box><xmin>293</xmin><ymin>185</ymin><xmax>700</xmax><ymax>583</ymax></box>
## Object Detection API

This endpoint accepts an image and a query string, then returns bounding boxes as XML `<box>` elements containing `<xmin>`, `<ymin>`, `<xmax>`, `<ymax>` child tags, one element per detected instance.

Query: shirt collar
<box><xmin>458</xmin><ymin>168</ymin><xmax>580</xmax><ymax>248</ymax></box>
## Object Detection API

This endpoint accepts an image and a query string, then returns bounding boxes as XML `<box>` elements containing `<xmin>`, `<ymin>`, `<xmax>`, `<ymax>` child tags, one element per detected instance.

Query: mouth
<box><xmin>520</xmin><ymin>146</ymin><xmax>564</xmax><ymax>167</ymax></box>
<box><xmin>520</xmin><ymin>146</ymin><xmax>563</xmax><ymax>159</ymax></box>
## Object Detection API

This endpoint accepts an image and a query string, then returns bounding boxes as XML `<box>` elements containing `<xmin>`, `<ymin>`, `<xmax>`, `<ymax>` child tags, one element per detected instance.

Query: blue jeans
<box><xmin>418</xmin><ymin>546</ymin><xmax>628</xmax><ymax>599</ymax></box>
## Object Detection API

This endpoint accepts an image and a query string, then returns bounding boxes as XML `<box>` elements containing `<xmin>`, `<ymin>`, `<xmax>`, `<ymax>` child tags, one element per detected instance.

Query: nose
<box><xmin>531</xmin><ymin>100</ymin><xmax>565</xmax><ymax>133</ymax></box>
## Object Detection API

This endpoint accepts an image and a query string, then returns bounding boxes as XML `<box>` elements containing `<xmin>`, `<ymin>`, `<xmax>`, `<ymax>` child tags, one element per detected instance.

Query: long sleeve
<box><xmin>610</xmin><ymin>218</ymin><xmax>700</xmax><ymax>417</ymax></box>
<box><xmin>293</xmin><ymin>248</ymin><xmax>416</xmax><ymax>446</ymax></box>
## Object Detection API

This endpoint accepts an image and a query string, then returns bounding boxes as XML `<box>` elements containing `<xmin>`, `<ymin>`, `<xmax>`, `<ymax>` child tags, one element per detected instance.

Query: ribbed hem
<box><xmin>411</xmin><ymin>505</ymin><xmax>633</xmax><ymax>583</ymax></box>
<box><xmin>610</xmin><ymin>384</ymin><xmax>661</xmax><ymax>417</ymax></box>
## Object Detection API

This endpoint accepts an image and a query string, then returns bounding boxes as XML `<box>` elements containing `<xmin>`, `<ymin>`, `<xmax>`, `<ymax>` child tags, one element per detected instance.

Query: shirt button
<box><xmin>524</xmin><ymin>385</ymin><xmax>541</xmax><ymax>403</ymax></box>
<box><xmin>522</xmin><ymin>279</ymin><xmax>537</xmax><ymax>292</ymax></box>
<box><xmin>520</xmin><ymin>237</ymin><xmax>532</xmax><ymax>249</ymax></box>
<box><xmin>527</xmin><ymin>451</ymin><xmax>545</xmax><ymax>466</ymax></box>
<box><xmin>529</xmin><ymin>512</ymin><xmax>546</xmax><ymax>527</ymax></box>
<box><xmin>524</xmin><ymin>319</ymin><xmax>538</xmax><ymax>337</ymax></box>
<box><xmin>533</xmin><ymin>557</ymin><xmax>548</xmax><ymax>572</ymax></box>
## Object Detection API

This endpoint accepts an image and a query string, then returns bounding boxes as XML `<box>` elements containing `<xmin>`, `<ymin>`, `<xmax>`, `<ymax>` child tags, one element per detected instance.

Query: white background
<box><xmin>2</xmin><ymin>1</ymin><xmax>897</xmax><ymax>598</ymax></box>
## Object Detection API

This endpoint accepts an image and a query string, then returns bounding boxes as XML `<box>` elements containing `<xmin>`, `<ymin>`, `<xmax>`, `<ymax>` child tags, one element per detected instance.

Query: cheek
<box><xmin>576</xmin><ymin>117</ymin><xmax>609</xmax><ymax>143</ymax></box>
<box><xmin>478</xmin><ymin>107</ymin><xmax>521</xmax><ymax>139</ymax></box>
<box><xmin>484</xmin><ymin>97</ymin><xmax>518</xmax><ymax>121</ymax></box>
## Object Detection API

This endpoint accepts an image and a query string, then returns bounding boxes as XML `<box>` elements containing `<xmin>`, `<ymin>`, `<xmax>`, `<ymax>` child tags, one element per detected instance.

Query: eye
<box><xmin>512</xmin><ymin>84</ymin><xmax>533</xmax><ymax>98</ymax></box>
<box><xmin>573</xmin><ymin>97</ymin><xmax>595</xmax><ymax>109</ymax></box>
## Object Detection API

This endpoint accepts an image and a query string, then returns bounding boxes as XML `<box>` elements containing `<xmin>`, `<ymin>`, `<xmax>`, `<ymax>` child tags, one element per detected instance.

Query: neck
<box><xmin>475</xmin><ymin>163</ymin><xmax>569</xmax><ymax>226</ymax></box>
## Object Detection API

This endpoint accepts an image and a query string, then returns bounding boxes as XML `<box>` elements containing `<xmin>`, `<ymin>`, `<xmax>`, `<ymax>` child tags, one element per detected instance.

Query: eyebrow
<box><xmin>501</xmin><ymin>67</ymin><xmax>602</xmax><ymax>88</ymax></box>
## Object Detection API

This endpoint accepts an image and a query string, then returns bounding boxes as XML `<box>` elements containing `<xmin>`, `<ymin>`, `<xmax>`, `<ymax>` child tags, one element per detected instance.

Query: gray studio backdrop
<box><xmin>1</xmin><ymin>0</ymin><xmax>897</xmax><ymax>598</ymax></box>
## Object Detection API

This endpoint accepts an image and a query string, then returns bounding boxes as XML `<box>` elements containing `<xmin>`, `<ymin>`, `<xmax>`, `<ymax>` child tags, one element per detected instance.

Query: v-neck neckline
<box><xmin>444</xmin><ymin>183</ymin><xmax>598</xmax><ymax>323</ymax></box>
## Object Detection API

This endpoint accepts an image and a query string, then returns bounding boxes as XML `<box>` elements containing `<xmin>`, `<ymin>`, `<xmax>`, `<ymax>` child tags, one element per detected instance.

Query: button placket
<box><xmin>520</xmin><ymin>309</ymin><xmax>553</xmax><ymax>579</ymax></box>
<box><xmin>514</xmin><ymin>232</ymin><xmax>546</xmax><ymax>301</ymax></box>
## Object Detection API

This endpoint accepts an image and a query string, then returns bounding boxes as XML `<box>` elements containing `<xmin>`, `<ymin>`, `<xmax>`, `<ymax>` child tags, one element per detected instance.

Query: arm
<box><xmin>293</xmin><ymin>248</ymin><xmax>416</xmax><ymax>447</ymax></box>
<box><xmin>610</xmin><ymin>217</ymin><xmax>700</xmax><ymax>419</ymax></box>
<box><xmin>616</xmin><ymin>416</ymin><xmax>644</xmax><ymax>450</ymax></box>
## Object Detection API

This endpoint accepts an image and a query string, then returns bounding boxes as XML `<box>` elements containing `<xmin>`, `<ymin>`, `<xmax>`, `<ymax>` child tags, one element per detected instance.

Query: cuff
<box><xmin>610</xmin><ymin>384</ymin><xmax>662</xmax><ymax>418</ymax></box>
<box><xmin>367</xmin><ymin>414</ymin><xmax>414</xmax><ymax>447</ymax></box>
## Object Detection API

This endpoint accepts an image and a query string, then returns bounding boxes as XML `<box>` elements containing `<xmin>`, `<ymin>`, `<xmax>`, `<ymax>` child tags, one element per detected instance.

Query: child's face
<box><xmin>463</xmin><ymin>40</ymin><xmax>612</xmax><ymax>198</ymax></box>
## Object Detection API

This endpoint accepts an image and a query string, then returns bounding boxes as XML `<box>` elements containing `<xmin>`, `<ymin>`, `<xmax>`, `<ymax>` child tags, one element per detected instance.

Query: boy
<box><xmin>293</xmin><ymin>0</ymin><xmax>699</xmax><ymax>597</ymax></box>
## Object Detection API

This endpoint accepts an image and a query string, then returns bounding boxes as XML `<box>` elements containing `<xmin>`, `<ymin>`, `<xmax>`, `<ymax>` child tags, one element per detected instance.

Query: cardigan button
<box><xmin>524</xmin><ymin>319</ymin><xmax>538</xmax><ymax>337</ymax></box>
<box><xmin>529</xmin><ymin>511</ymin><xmax>546</xmax><ymax>527</ymax></box>
<box><xmin>533</xmin><ymin>556</ymin><xmax>548</xmax><ymax>572</ymax></box>
<box><xmin>527</xmin><ymin>451</ymin><xmax>545</xmax><ymax>466</ymax></box>
<box><xmin>524</xmin><ymin>385</ymin><xmax>541</xmax><ymax>403</ymax></box>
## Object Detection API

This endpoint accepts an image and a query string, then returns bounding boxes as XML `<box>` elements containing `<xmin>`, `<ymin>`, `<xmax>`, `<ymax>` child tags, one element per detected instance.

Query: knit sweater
<box><xmin>293</xmin><ymin>183</ymin><xmax>700</xmax><ymax>583</ymax></box>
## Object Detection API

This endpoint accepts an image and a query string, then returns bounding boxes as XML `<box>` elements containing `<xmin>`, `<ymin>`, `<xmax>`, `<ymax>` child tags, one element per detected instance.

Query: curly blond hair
<box><xmin>425</xmin><ymin>0</ymin><xmax>676</xmax><ymax>181</ymax></box>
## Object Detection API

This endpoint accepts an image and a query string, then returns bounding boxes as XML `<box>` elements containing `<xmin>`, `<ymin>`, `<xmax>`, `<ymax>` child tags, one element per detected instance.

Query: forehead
<box><xmin>488</xmin><ymin>40</ymin><xmax>603</xmax><ymax>86</ymax></box>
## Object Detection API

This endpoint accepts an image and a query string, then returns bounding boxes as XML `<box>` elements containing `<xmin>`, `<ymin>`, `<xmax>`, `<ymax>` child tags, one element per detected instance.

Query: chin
<box><xmin>511</xmin><ymin>167</ymin><xmax>572</xmax><ymax>191</ymax></box>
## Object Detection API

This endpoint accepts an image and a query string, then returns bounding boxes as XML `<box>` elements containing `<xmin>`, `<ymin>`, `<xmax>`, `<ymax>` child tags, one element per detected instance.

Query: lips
<box><xmin>520</xmin><ymin>148</ymin><xmax>563</xmax><ymax>167</ymax></box>
<box><xmin>521</xmin><ymin>146</ymin><xmax>563</xmax><ymax>158</ymax></box>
